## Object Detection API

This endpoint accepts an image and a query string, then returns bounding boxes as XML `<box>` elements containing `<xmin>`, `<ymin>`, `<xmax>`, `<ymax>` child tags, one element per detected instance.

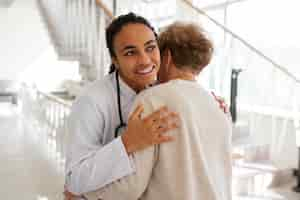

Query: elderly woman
<box><xmin>83</xmin><ymin>21</ymin><xmax>232</xmax><ymax>200</ymax></box>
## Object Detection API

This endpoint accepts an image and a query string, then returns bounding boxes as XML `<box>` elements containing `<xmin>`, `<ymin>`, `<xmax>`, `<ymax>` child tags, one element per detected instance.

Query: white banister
<box><xmin>20</xmin><ymin>84</ymin><xmax>72</xmax><ymax>168</ymax></box>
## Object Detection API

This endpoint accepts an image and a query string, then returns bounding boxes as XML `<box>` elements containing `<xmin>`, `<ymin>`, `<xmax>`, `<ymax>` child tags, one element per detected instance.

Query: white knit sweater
<box><xmin>85</xmin><ymin>79</ymin><xmax>232</xmax><ymax>200</ymax></box>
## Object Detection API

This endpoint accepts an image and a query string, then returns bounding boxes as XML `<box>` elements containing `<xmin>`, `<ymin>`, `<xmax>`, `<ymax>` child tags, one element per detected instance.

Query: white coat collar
<box><xmin>113</xmin><ymin>71</ymin><xmax>136</xmax><ymax>102</ymax></box>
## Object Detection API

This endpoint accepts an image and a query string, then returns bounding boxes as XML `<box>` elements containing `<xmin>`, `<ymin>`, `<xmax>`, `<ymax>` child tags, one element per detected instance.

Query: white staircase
<box><xmin>37</xmin><ymin>0</ymin><xmax>113</xmax><ymax>83</ymax></box>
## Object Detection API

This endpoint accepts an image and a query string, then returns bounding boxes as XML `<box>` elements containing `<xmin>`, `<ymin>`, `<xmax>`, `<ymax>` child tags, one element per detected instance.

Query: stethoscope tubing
<box><xmin>115</xmin><ymin>71</ymin><xmax>127</xmax><ymax>138</ymax></box>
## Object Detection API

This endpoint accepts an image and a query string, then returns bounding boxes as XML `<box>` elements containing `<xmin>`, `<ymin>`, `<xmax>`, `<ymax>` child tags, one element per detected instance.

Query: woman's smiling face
<box><xmin>112</xmin><ymin>23</ymin><xmax>161</xmax><ymax>92</ymax></box>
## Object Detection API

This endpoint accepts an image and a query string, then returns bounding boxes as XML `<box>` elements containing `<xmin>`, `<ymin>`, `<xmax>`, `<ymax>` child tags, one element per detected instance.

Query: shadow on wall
<box><xmin>0</xmin><ymin>80</ymin><xmax>19</xmax><ymax>104</ymax></box>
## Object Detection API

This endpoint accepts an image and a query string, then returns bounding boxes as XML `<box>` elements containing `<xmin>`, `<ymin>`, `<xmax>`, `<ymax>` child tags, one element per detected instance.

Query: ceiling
<box><xmin>0</xmin><ymin>0</ymin><xmax>15</xmax><ymax>8</ymax></box>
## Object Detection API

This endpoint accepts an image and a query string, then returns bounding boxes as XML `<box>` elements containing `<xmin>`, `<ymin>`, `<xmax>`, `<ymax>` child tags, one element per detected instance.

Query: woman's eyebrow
<box><xmin>144</xmin><ymin>40</ymin><xmax>156</xmax><ymax>46</ymax></box>
<box><xmin>122</xmin><ymin>45</ymin><xmax>136</xmax><ymax>52</ymax></box>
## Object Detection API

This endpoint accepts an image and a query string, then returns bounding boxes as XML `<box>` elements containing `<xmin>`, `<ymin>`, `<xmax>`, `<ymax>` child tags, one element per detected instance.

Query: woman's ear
<box><xmin>158</xmin><ymin>49</ymin><xmax>172</xmax><ymax>83</ymax></box>
<box><xmin>112</xmin><ymin>57</ymin><xmax>119</xmax><ymax>70</ymax></box>
<box><xmin>166</xmin><ymin>49</ymin><xmax>172</xmax><ymax>66</ymax></box>
<box><xmin>162</xmin><ymin>49</ymin><xmax>172</xmax><ymax>69</ymax></box>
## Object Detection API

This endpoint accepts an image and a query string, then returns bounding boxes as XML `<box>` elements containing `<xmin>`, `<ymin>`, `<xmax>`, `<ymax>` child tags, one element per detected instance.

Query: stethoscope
<box><xmin>114</xmin><ymin>70</ymin><xmax>127</xmax><ymax>138</ymax></box>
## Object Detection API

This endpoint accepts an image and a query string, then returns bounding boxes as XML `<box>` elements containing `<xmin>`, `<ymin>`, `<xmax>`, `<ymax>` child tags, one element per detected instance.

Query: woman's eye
<box><xmin>146</xmin><ymin>45</ymin><xmax>156</xmax><ymax>52</ymax></box>
<box><xmin>124</xmin><ymin>51</ymin><xmax>134</xmax><ymax>56</ymax></box>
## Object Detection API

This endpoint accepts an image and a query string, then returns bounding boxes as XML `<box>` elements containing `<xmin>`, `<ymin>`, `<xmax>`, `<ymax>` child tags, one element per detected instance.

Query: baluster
<box><xmin>66</xmin><ymin>0</ymin><xmax>72</xmax><ymax>56</ymax></box>
<box><xmin>90</xmin><ymin>0</ymin><xmax>97</xmax><ymax>66</ymax></box>
<box><xmin>293</xmin><ymin>84</ymin><xmax>300</xmax><ymax>191</ymax></box>
<box><xmin>77</xmin><ymin>0</ymin><xmax>83</xmax><ymax>55</ymax></box>
<box><xmin>69</xmin><ymin>0</ymin><xmax>76</xmax><ymax>54</ymax></box>
<box><xmin>98</xmin><ymin>10</ymin><xmax>106</xmax><ymax>78</ymax></box>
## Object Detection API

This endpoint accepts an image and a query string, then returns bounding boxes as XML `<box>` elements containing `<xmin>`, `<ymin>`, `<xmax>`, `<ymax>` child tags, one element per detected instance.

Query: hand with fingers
<box><xmin>63</xmin><ymin>186</ymin><xmax>82</xmax><ymax>200</ymax></box>
<box><xmin>211</xmin><ymin>91</ymin><xmax>229</xmax><ymax>114</ymax></box>
<box><xmin>122</xmin><ymin>104</ymin><xmax>180</xmax><ymax>154</ymax></box>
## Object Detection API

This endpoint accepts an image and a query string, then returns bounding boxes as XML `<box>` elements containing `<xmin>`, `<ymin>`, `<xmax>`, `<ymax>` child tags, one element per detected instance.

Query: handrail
<box><xmin>22</xmin><ymin>83</ymin><xmax>72</xmax><ymax>107</ymax></box>
<box><xmin>37</xmin><ymin>90</ymin><xmax>72</xmax><ymax>107</ymax></box>
<box><xmin>95</xmin><ymin>0</ymin><xmax>114</xmax><ymax>19</ymax></box>
<box><xmin>182</xmin><ymin>0</ymin><xmax>300</xmax><ymax>84</ymax></box>
<box><xmin>239</xmin><ymin>103</ymin><xmax>300</xmax><ymax>119</ymax></box>
<box><xmin>200</xmin><ymin>0</ymin><xmax>249</xmax><ymax>11</ymax></box>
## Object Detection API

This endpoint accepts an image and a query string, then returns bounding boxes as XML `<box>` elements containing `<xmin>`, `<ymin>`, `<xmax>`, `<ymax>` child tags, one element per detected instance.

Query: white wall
<box><xmin>226</xmin><ymin>0</ymin><xmax>300</xmax><ymax>77</ymax></box>
<box><xmin>0</xmin><ymin>0</ymin><xmax>50</xmax><ymax>80</ymax></box>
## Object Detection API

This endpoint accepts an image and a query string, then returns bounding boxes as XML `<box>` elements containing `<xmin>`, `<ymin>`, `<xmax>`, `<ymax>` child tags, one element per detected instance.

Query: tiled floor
<box><xmin>0</xmin><ymin>103</ymin><xmax>64</xmax><ymax>199</ymax></box>
<box><xmin>234</xmin><ymin>185</ymin><xmax>300</xmax><ymax>200</ymax></box>
<box><xmin>1</xmin><ymin>102</ymin><xmax>300</xmax><ymax>200</ymax></box>
<box><xmin>232</xmin><ymin>159</ymin><xmax>300</xmax><ymax>199</ymax></box>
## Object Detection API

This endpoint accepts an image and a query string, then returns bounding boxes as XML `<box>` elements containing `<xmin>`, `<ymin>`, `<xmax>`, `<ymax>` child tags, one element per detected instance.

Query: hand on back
<box><xmin>122</xmin><ymin>104</ymin><xmax>180</xmax><ymax>154</ymax></box>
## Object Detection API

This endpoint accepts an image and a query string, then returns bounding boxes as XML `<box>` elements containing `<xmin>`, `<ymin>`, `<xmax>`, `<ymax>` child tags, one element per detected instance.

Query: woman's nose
<box><xmin>138</xmin><ymin>51</ymin><xmax>151</xmax><ymax>65</ymax></box>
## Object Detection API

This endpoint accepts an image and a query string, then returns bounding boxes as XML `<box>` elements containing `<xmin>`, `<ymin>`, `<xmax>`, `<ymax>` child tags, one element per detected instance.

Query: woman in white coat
<box><xmin>65</xmin><ymin>13</ymin><xmax>180</xmax><ymax>198</ymax></box>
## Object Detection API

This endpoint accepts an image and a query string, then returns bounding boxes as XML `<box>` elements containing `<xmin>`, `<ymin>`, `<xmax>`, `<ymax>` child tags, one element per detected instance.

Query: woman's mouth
<box><xmin>136</xmin><ymin>66</ymin><xmax>155</xmax><ymax>75</ymax></box>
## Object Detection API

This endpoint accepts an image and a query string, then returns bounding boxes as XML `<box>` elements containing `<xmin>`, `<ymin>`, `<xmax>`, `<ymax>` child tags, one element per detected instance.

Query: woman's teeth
<box><xmin>137</xmin><ymin>66</ymin><xmax>154</xmax><ymax>75</ymax></box>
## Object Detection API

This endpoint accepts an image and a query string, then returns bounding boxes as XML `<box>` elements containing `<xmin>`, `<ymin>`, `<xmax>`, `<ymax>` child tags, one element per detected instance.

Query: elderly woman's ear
<box><xmin>161</xmin><ymin>49</ymin><xmax>172</xmax><ymax>68</ymax></box>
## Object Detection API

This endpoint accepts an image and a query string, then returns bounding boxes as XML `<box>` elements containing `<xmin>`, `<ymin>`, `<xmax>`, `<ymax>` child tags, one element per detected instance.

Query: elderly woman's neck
<box><xmin>168</xmin><ymin>67</ymin><xmax>197</xmax><ymax>82</ymax></box>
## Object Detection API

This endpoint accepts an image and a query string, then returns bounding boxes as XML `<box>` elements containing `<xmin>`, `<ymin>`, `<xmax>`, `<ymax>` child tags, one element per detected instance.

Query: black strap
<box><xmin>116</xmin><ymin>71</ymin><xmax>124</xmax><ymax>125</ymax></box>
<box><xmin>115</xmin><ymin>71</ymin><xmax>126</xmax><ymax>137</ymax></box>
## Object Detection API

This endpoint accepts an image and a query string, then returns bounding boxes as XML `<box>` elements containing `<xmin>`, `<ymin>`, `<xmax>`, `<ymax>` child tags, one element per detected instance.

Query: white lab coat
<box><xmin>65</xmin><ymin>72</ymin><xmax>137</xmax><ymax>194</ymax></box>
<box><xmin>85</xmin><ymin>79</ymin><xmax>232</xmax><ymax>200</ymax></box>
